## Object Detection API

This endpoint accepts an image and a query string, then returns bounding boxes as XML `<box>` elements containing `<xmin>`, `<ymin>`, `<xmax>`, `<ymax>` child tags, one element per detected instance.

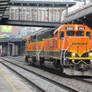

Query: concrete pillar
<box><xmin>8</xmin><ymin>43</ymin><xmax>15</xmax><ymax>56</ymax></box>
<box><xmin>2</xmin><ymin>46</ymin><xmax>7</xmax><ymax>56</ymax></box>
<box><xmin>15</xmin><ymin>44</ymin><xmax>18</xmax><ymax>56</ymax></box>
<box><xmin>0</xmin><ymin>45</ymin><xmax>2</xmax><ymax>56</ymax></box>
<box><xmin>9</xmin><ymin>43</ymin><xmax>18</xmax><ymax>56</ymax></box>
<box><xmin>12</xmin><ymin>43</ymin><xmax>15</xmax><ymax>56</ymax></box>
<box><xmin>8</xmin><ymin>41</ymin><xmax>10</xmax><ymax>56</ymax></box>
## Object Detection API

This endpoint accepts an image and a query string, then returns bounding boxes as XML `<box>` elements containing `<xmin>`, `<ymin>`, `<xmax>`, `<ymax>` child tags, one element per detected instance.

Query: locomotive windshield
<box><xmin>66</xmin><ymin>31</ymin><xmax>84</xmax><ymax>37</ymax></box>
<box><xmin>76</xmin><ymin>31</ymin><xmax>84</xmax><ymax>36</ymax></box>
<box><xmin>67</xmin><ymin>31</ymin><xmax>74</xmax><ymax>36</ymax></box>
<box><xmin>86</xmin><ymin>32</ymin><xmax>91</xmax><ymax>38</ymax></box>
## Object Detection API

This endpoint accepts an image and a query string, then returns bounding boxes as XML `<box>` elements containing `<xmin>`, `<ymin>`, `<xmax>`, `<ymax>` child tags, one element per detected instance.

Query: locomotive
<box><xmin>25</xmin><ymin>24</ymin><xmax>92</xmax><ymax>74</ymax></box>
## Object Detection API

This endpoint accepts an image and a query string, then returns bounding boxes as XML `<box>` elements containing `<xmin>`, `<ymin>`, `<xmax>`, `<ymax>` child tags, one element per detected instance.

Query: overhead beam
<box><xmin>1</xmin><ymin>20</ymin><xmax>64</xmax><ymax>27</ymax></box>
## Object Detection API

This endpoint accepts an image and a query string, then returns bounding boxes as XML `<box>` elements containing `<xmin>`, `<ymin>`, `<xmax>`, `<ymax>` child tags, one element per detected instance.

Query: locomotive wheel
<box><xmin>31</xmin><ymin>56</ymin><xmax>36</xmax><ymax>65</ymax></box>
<box><xmin>78</xmin><ymin>62</ymin><xmax>88</xmax><ymax>71</ymax></box>
<box><xmin>53</xmin><ymin>60</ymin><xmax>63</xmax><ymax>73</ymax></box>
<box><xmin>40</xmin><ymin>57</ymin><xmax>44</xmax><ymax>68</ymax></box>
<box><xmin>25</xmin><ymin>56</ymin><xmax>28</xmax><ymax>62</ymax></box>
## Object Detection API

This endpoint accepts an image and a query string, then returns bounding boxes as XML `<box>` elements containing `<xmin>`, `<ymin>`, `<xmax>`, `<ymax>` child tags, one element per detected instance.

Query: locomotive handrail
<box><xmin>60</xmin><ymin>38</ymin><xmax>66</xmax><ymax>65</ymax></box>
<box><xmin>36</xmin><ymin>47</ymin><xmax>44</xmax><ymax>61</ymax></box>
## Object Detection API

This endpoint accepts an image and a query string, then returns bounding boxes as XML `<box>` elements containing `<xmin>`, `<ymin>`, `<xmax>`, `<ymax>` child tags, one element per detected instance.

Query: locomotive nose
<box><xmin>68</xmin><ymin>37</ymin><xmax>89</xmax><ymax>56</ymax></box>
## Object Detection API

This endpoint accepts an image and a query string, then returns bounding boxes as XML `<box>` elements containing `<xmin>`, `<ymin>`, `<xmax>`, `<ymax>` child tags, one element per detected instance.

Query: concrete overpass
<box><xmin>0</xmin><ymin>0</ymin><xmax>75</xmax><ymax>27</ymax></box>
<box><xmin>63</xmin><ymin>2</ymin><xmax>92</xmax><ymax>28</ymax></box>
<box><xmin>1</xmin><ymin>1</ymin><xmax>92</xmax><ymax>28</ymax></box>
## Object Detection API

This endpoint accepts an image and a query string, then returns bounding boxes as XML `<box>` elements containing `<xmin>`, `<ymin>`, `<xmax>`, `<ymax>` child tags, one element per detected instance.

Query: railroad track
<box><xmin>75</xmin><ymin>78</ymin><xmax>92</xmax><ymax>85</ymax></box>
<box><xmin>1</xmin><ymin>60</ymin><xmax>45</xmax><ymax>92</ymax></box>
<box><xmin>0</xmin><ymin>58</ymin><xmax>78</xmax><ymax>92</ymax></box>
<box><xmin>1</xmin><ymin>57</ymin><xmax>92</xmax><ymax>92</ymax></box>
<box><xmin>3</xmin><ymin>57</ymin><xmax>92</xmax><ymax>85</ymax></box>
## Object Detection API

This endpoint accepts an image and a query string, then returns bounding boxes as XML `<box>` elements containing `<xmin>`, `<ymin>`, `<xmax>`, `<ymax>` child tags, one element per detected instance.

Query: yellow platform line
<box><xmin>0</xmin><ymin>69</ymin><xmax>18</xmax><ymax>92</ymax></box>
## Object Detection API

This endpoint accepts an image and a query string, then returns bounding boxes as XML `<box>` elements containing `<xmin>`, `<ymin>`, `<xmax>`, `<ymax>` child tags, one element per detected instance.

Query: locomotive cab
<box><xmin>58</xmin><ymin>25</ymin><xmax>92</xmax><ymax>71</ymax></box>
<box><xmin>25</xmin><ymin>24</ymin><xmax>92</xmax><ymax>75</ymax></box>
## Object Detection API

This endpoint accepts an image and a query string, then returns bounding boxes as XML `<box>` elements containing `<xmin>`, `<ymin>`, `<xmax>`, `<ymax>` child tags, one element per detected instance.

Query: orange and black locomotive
<box><xmin>25</xmin><ymin>24</ymin><xmax>92</xmax><ymax>73</ymax></box>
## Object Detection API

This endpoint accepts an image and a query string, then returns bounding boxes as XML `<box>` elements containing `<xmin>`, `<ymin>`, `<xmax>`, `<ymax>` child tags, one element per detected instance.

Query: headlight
<box><xmin>90</xmin><ymin>60</ymin><xmax>92</xmax><ymax>62</ymax></box>
<box><xmin>90</xmin><ymin>60</ymin><xmax>92</xmax><ymax>64</ymax></box>
<box><xmin>72</xmin><ymin>53</ymin><xmax>75</xmax><ymax>57</ymax></box>
<box><xmin>89</xmin><ymin>53</ymin><xmax>92</xmax><ymax>57</ymax></box>
<box><xmin>72</xmin><ymin>59</ymin><xmax>75</xmax><ymax>63</ymax></box>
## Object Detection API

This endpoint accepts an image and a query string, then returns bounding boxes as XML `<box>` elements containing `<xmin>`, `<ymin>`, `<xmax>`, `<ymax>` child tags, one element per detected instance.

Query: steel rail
<box><xmin>1</xmin><ymin>61</ymin><xmax>46</xmax><ymax>92</ymax></box>
<box><xmin>2</xmin><ymin>57</ymin><xmax>92</xmax><ymax>85</ymax></box>
<box><xmin>1</xmin><ymin>58</ymin><xmax>78</xmax><ymax>92</ymax></box>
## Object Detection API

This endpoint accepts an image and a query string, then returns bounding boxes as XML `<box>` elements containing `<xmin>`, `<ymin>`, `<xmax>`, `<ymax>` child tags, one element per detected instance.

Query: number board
<box><xmin>65</xmin><ymin>27</ymin><xmax>74</xmax><ymax>30</ymax></box>
<box><xmin>78</xmin><ymin>27</ymin><xmax>85</xmax><ymax>31</ymax></box>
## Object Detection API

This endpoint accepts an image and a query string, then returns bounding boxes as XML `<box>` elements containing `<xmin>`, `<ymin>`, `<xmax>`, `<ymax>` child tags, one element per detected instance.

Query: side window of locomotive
<box><xmin>49</xmin><ymin>29</ymin><xmax>55</xmax><ymax>38</ymax></box>
<box><xmin>33</xmin><ymin>35</ymin><xmax>36</xmax><ymax>42</ymax></box>
<box><xmin>60</xmin><ymin>31</ymin><xmax>64</xmax><ymax>40</ymax></box>
<box><xmin>31</xmin><ymin>36</ymin><xmax>35</xmax><ymax>42</ymax></box>
<box><xmin>67</xmin><ymin>31</ymin><xmax>74</xmax><ymax>36</ymax></box>
<box><xmin>44</xmin><ymin>31</ymin><xmax>50</xmax><ymax>39</ymax></box>
<box><xmin>28</xmin><ymin>40</ymin><xmax>30</xmax><ymax>44</ymax></box>
<box><xmin>86</xmin><ymin>32</ymin><xmax>91</xmax><ymax>39</ymax></box>
<box><xmin>76</xmin><ymin>31</ymin><xmax>84</xmax><ymax>36</ymax></box>
<box><xmin>40</xmin><ymin>34</ymin><xmax>44</xmax><ymax>41</ymax></box>
<box><xmin>38</xmin><ymin>35</ymin><xmax>41</xmax><ymax>41</ymax></box>
<box><xmin>49</xmin><ymin>31</ymin><xmax>54</xmax><ymax>38</ymax></box>
<box><xmin>31</xmin><ymin>36</ymin><xmax>33</xmax><ymax>42</ymax></box>
<box><xmin>38</xmin><ymin>34</ymin><xmax>44</xmax><ymax>41</ymax></box>
<box><xmin>31</xmin><ymin>35</ymin><xmax>36</xmax><ymax>42</ymax></box>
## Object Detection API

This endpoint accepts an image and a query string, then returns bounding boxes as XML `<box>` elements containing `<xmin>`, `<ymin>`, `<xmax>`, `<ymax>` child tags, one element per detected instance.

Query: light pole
<box><xmin>84</xmin><ymin>0</ymin><xmax>86</xmax><ymax>5</ymax></box>
<box><xmin>66</xmin><ymin>4</ymin><xmax>69</xmax><ymax>17</ymax></box>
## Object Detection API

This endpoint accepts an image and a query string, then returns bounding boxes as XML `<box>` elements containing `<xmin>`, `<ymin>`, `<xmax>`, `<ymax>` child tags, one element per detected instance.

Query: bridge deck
<box><xmin>0</xmin><ymin>1</ymin><xmax>75</xmax><ymax>27</ymax></box>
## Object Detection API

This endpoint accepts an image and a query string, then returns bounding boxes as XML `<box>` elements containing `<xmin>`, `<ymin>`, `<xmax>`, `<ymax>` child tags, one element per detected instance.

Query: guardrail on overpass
<box><xmin>63</xmin><ymin>2</ymin><xmax>92</xmax><ymax>23</ymax></box>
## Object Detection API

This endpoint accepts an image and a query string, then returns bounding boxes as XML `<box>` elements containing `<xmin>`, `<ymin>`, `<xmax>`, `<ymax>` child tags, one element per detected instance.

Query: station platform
<box><xmin>0</xmin><ymin>59</ymin><xmax>33</xmax><ymax>92</ymax></box>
